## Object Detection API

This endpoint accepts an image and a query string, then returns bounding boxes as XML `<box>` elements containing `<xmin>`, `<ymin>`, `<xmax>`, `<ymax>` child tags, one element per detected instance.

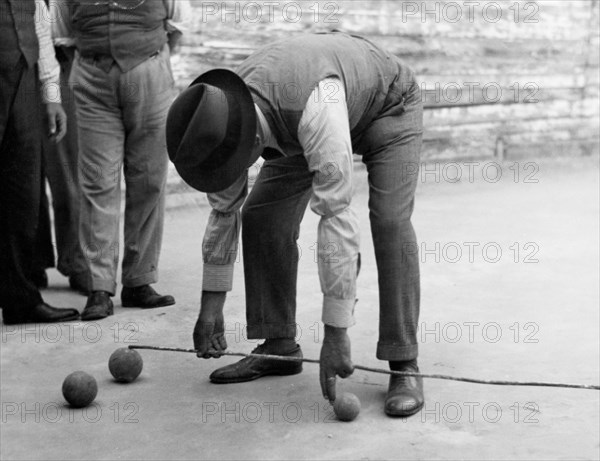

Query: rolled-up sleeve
<box><xmin>35</xmin><ymin>0</ymin><xmax>61</xmax><ymax>103</ymax></box>
<box><xmin>167</xmin><ymin>0</ymin><xmax>192</xmax><ymax>24</ymax></box>
<box><xmin>165</xmin><ymin>0</ymin><xmax>192</xmax><ymax>40</ymax></box>
<box><xmin>298</xmin><ymin>79</ymin><xmax>360</xmax><ymax>328</ymax></box>
<box><xmin>202</xmin><ymin>174</ymin><xmax>248</xmax><ymax>292</ymax></box>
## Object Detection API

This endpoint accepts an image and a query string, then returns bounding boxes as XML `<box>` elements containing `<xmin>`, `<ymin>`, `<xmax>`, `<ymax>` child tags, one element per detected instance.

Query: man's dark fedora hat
<box><xmin>166</xmin><ymin>69</ymin><xmax>256</xmax><ymax>193</ymax></box>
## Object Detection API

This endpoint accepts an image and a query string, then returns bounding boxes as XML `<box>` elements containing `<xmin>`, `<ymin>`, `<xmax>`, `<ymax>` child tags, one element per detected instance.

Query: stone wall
<box><xmin>166</xmin><ymin>0</ymin><xmax>600</xmax><ymax>204</ymax></box>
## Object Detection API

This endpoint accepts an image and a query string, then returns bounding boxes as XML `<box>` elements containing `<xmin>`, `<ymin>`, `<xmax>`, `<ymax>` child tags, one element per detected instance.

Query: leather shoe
<box><xmin>121</xmin><ymin>285</ymin><xmax>175</xmax><ymax>308</ymax></box>
<box><xmin>69</xmin><ymin>274</ymin><xmax>90</xmax><ymax>296</ymax></box>
<box><xmin>3</xmin><ymin>303</ymin><xmax>79</xmax><ymax>325</ymax></box>
<box><xmin>385</xmin><ymin>362</ymin><xmax>425</xmax><ymax>417</ymax></box>
<box><xmin>81</xmin><ymin>291</ymin><xmax>113</xmax><ymax>321</ymax></box>
<box><xmin>210</xmin><ymin>343</ymin><xmax>303</xmax><ymax>384</ymax></box>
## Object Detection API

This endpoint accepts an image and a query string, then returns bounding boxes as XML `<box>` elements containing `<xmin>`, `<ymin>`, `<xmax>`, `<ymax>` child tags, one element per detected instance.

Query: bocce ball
<box><xmin>108</xmin><ymin>347</ymin><xmax>143</xmax><ymax>383</ymax></box>
<box><xmin>333</xmin><ymin>392</ymin><xmax>361</xmax><ymax>422</ymax></box>
<box><xmin>62</xmin><ymin>371</ymin><xmax>98</xmax><ymax>408</ymax></box>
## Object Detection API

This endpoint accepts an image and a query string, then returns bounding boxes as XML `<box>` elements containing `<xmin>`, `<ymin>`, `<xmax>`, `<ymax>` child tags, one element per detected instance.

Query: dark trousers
<box><xmin>243</xmin><ymin>74</ymin><xmax>423</xmax><ymax>361</ymax></box>
<box><xmin>35</xmin><ymin>173</ymin><xmax>55</xmax><ymax>272</ymax></box>
<box><xmin>0</xmin><ymin>58</ymin><xmax>44</xmax><ymax>317</ymax></box>
<box><xmin>36</xmin><ymin>51</ymin><xmax>88</xmax><ymax>280</ymax></box>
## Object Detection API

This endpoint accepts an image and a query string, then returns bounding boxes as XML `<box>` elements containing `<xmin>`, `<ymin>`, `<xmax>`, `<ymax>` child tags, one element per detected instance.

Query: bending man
<box><xmin>168</xmin><ymin>32</ymin><xmax>424</xmax><ymax>416</ymax></box>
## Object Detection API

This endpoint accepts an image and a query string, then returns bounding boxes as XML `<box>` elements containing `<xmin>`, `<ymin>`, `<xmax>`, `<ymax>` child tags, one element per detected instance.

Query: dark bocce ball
<box><xmin>333</xmin><ymin>392</ymin><xmax>361</xmax><ymax>422</ymax></box>
<box><xmin>108</xmin><ymin>347</ymin><xmax>143</xmax><ymax>383</ymax></box>
<box><xmin>62</xmin><ymin>371</ymin><xmax>98</xmax><ymax>408</ymax></box>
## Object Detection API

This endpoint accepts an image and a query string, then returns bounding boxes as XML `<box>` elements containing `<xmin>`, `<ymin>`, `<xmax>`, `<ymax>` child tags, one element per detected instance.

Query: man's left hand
<box><xmin>46</xmin><ymin>102</ymin><xmax>67</xmax><ymax>142</ymax></box>
<box><xmin>319</xmin><ymin>325</ymin><xmax>354</xmax><ymax>403</ymax></box>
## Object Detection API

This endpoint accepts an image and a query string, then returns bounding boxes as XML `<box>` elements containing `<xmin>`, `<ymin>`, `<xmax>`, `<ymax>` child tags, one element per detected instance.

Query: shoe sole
<box><xmin>81</xmin><ymin>308</ymin><xmax>114</xmax><ymax>321</ymax></box>
<box><xmin>50</xmin><ymin>313</ymin><xmax>81</xmax><ymax>323</ymax></box>
<box><xmin>210</xmin><ymin>366</ymin><xmax>303</xmax><ymax>384</ymax></box>
<box><xmin>121</xmin><ymin>299</ymin><xmax>176</xmax><ymax>308</ymax></box>
<box><xmin>384</xmin><ymin>401</ymin><xmax>425</xmax><ymax>417</ymax></box>
<box><xmin>3</xmin><ymin>312</ymin><xmax>81</xmax><ymax>325</ymax></box>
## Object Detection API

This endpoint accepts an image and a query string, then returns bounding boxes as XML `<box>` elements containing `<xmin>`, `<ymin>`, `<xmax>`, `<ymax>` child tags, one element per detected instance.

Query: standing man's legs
<box><xmin>44</xmin><ymin>50</ymin><xmax>89</xmax><ymax>293</ymax></box>
<box><xmin>119</xmin><ymin>46</ymin><xmax>174</xmax><ymax>308</ymax></box>
<box><xmin>360</xmin><ymin>77</ymin><xmax>424</xmax><ymax>416</ymax></box>
<box><xmin>0</xmin><ymin>61</ymin><xmax>44</xmax><ymax>321</ymax></box>
<box><xmin>73</xmin><ymin>57</ymin><xmax>125</xmax><ymax>319</ymax></box>
<box><xmin>0</xmin><ymin>60</ymin><xmax>78</xmax><ymax>324</ymax></box>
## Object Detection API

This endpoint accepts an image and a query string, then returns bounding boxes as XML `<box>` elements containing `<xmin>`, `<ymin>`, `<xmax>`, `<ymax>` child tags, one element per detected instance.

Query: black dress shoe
<box><xmin>3</xmin><ymin>303</ymin><xmax>79</xmax><ymax>325</ymax></box>
<box><xmin>210</xmin><ymin>343</ymin><xmax>303</xmax><ymax>384</ymax></box>
<box><xmin>32</xmin><ymin>270</ymin><xmax>48</xmax><ymax>289</ymax></box>
<box><xmin>121</xmin><ymin>285</ymin><xmax>175</xmax><ymax>308</ymax></box>
<box><xmin>81</xmin><ymin>291</ymin><xmax>113</xmax><ymax>321</ymax></box>
<box><xmin>69</xmin><ymin>274</ymin><xmax>90</xmax><ymax>296</ymax></box>
<box><xmin>385</xmin><ymin>362</ymin><xmax>425</xmax><ymax>417</ymax></box>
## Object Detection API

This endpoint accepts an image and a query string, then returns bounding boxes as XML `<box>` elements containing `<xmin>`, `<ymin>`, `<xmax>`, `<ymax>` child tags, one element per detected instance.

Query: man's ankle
<box><xmin>263</xmin><ymin>338</ymin><xmax>296</xmax><ymax>353</ymax></box>
<box><xmin>389</xmin><ymin>359</ymin><xmax>418</xmax><ymax>371</ymax></box>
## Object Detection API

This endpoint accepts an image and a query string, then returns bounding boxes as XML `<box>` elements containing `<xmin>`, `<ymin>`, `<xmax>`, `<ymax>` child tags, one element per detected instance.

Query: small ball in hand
<box><xmin>62</xmin><ymin>371</ymin><xmax>98</xmax><ymax>408</ymax></box>
<box><xmin>108</xmin><ymin>348</ymin><xmax>143</xmax><ymax>383</ymax></box>
<box><xmin>333</xmin><ymin>392</ymin><xmax>361</xmax><ymax>422</ymax></box>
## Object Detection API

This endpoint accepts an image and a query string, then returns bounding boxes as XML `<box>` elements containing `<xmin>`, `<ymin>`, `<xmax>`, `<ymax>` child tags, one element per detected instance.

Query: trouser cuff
<box><xmin>376</xmin><ymin>342</ymin><xmax>419</xmax><ymax>361</ymax></box>
<box><xmin>122</xmin><ymin>272</ymin><xmax>158</xmax><ymax>288</ymax></box>
<box><xmin>57</xmin><ymin>264</ymin><xmax>88</xmax><ymax>278</ymax></box>
<box><xmin>247</xmin><ymin>323</ymin><xmax>297</xmax><ymax>340</ymax></box>
<box><xmin>91</xmin><ymin>278</ymin><xmax>116</xmax><ymax>295</ymax></box>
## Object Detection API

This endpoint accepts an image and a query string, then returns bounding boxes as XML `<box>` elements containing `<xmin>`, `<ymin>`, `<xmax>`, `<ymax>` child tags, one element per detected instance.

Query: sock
<box><xmin>263</xmin><ymin>338</ymin><xmax>296</xmax><ymax>353</ymax></box>
<box><xmin>389</xmin><ymin>359</ymin><xmax>418</xmax><ymax>371</ymax></box>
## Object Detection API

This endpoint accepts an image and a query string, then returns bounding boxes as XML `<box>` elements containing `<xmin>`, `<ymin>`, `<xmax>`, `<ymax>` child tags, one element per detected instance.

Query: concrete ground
<box><xmin>1</xmin><ymin>156</ymin><xmax>599</xmax><ymax>460</ymax></box>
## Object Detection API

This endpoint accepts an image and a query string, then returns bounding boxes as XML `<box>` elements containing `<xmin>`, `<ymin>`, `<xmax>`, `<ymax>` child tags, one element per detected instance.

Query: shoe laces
<box><xmin>392</xmin><ymin>363</ymin><xmax>419</xmax><ymax>386</ymax></box>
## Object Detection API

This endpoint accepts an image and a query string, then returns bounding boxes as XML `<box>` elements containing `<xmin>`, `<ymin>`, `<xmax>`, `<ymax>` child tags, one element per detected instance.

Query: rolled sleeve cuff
<box><xmin>41</xmin><ymin>81</ymin><xmax>61</xmax><ymax>104</ymax></box>
<box><xmin>322</xmin><ymin>297</ymin><xmax>356</xmax><ymax>328</ymax></box>
<box><xmin>54</xmin><ymin>38</ymin><xmax>76</xmax><ymax>47</ymax></box>
<box><xmin>202</xmin><ymin>264</ymin><xmax>234</xmax><ymax>292</ymax></box>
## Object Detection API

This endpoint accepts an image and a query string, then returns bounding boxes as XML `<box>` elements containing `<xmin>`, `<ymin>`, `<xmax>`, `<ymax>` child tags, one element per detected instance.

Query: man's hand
<box><xmin>167</xmin><ymin>30</ymin><xmax>183</xmax><ymax>54</ymax></box>
<box><xmin>319</xmin><ymin>325</ymin><xmax>354</xmax><ymax>403</ymax></box>
<box><xmin>193</xmin><ymin>291</ymin><xmax>227</xmax><ymax>359</ymax></box>
<box><xmin>45</xmin><ymin>102</ymin><xmax>67</xmax><ymax>142</ymax></box>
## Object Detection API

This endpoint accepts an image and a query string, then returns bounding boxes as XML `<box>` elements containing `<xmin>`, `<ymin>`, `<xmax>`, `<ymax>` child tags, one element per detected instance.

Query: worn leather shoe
<box><xmin>3</xmin><ymin>303</ymin><xmax>79</xmax><ymax>325</ymax></box>
<box><xmin>81</xmin><ymin>291</ymin><xmax>113</xmax><ymax>321</ymax></box>
<box><xmin>210</xmin><ymin>343</ymin><xmax>303</xmax><ymax>384</ymax></box>
<box><xmin>121</xmin><ymin>285</ymin><xmax>175</xmax><ymax>308</ymax></box>
<box><xmin>385</xmin><ymin>362</ymin><xmax>424</xmax><ymax>417</ymax></box>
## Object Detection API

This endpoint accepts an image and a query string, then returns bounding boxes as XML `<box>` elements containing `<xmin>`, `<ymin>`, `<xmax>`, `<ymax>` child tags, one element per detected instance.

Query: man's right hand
<box><xmin>319</xmin><ymin>325</ymin><xmax>354</xmax><ymax>403</ymax></box>
<box><xmin>193</xmin><ymin>291</ymin><xmax>227</xmax><ymax>359</ymax></box>
<box><xmin>45</xmin><ymin>102</ymin><xmax>67</xmax><ymax>143</ymax></box>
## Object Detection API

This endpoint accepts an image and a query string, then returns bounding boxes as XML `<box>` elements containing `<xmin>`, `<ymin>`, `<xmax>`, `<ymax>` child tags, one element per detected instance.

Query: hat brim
<box><xmin>174</xmin><ymin>69</ymin><xmax>256</xmax><ymax>193</ymax></box>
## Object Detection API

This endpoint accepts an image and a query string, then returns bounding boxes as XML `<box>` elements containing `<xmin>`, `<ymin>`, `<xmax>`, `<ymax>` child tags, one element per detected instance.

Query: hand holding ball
<box><xmin>109</xmin><ymin>348</ymin><xmax>143</xmax><ymax>383</ymax></box>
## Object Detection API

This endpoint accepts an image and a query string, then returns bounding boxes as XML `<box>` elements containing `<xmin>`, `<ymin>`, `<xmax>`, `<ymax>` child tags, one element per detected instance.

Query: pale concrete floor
<box><xmin>1</xmin><ymin>157</ymin><xmax>599</xmax><ymax>460</ymax></box>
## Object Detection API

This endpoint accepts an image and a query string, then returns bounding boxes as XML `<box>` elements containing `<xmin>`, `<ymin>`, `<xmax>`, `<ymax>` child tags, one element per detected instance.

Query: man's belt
<box><xmin>79</xmin><ymin>49</ymin><xmax>160</xmax><ymax>71</ymax></box>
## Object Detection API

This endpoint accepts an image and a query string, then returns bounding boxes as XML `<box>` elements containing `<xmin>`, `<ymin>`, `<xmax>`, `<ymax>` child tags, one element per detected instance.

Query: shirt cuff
<box><xmin>54</xmin><ymin>38</ymin><xmax>76</xmax><ymax>47</ymax></box>
<box><xmin>41</xmin><ymin>81</ymin><xmax>61</xmax><ymax>104</ymax></box>
<box><xmin>202</xmin><ymin>264</ymin><xmax>234</xmax><ymax>292</ymax></box>
<box><xmin>322</xmin><ymin>297</ymin><xmax>356</xmax><ymax>328</ymax></box>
